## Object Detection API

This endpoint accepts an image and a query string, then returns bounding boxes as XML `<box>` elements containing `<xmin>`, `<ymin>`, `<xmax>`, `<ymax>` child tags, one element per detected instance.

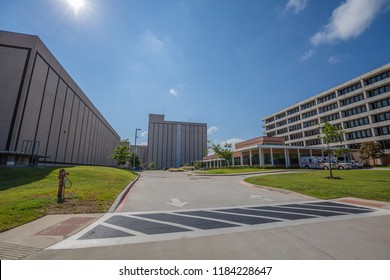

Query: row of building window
<box><xmin>277</xmin><ymin>128</ymin><xmax>288</xmax><ymax>134</ymax></box>
<box><xmin>289</xmin><ymin>124</ymin><xmax>302</xmax><ymax>132</ymax></box>
<box><xmin>287</xmin><ymin>107</ymin><xmax>300</xmax><ymax>115</ymax></box>
<box><xmin>319</xmin><ymin>102</ymin><xmax>338</xmax><ymax>113</ymax></box>
<box><xmin>306</xmin><ymin>138</ymin><xmax>322</xmax><ymax>146</ymax></box>
<box><xmin>372</xmin><ymin>111</ymin><xmax>390</xmax><ymax>123</ymax></box>
<box><xmin>374</xmin><ymin>125</ymin><xmax>390</xmax><ymax>136</ymax></box>
<box><xmin>303</xmin><ymin>119</ymin><xmax>319</xmax><ymax>128</ymax></box>
<box><xmin>343</xmin><ymin>117</ymin><xmax>370</xmax><ymax>129</ymax></box>
<box><xmin>364</xmin><ymin>70</ymin><xmax>390</xmax><ymax>86</ymax></box>
<box><xmin>345</xmin><ymin>129</ymin><xmax>372</xmax><ymax>140</ymax></box>
<box><xmin>288</xmin><ymin>115</ymin><xmax>301</xmax><ymax>123</ymax></box>
<box><xmin>366</xmin><ymin>83</ymin><xmax>390</xmax><ymax>98</ymax></box>
<box><xmin>302</xmin><ymin>109</ymin><xmax>317</xmax><ymax>119</ymax></box>
<box><xmin>338</xmin><ymin>82</ymin><xmax>362</xmax><ymax>96</ymax></box>
<box><xmin>275</xmin><ymin>112</ymin><xmax>286</xmax><ymax>120</ymax></box>
<box><xmin>339</xmin><ymin>93</ymin><xmax>365</xmax><ymax>107</ymax></box>
<box><xmin>301</xmin><ymin>100</ymin><xmax>316</xmax><ymax>111</ymax></box>
<box><xmin>321</xmin><ymin>112</ymin><xmax>340</xmax><ymax>122</ymax></box>
<box><xmin>341</xmin><ymin>105</ymin><xmax>367</xmax><ymax>117</ymax></box>
<box><xmin>369</xmin><ymin>98</ymin><xmax>390</xmax><ymax>110</ymax></box>
<box><xmin>290</xmin><ymin>132</ymin><xmax>303</xmax><ymax>140</ymax></box>
<box><xmin>276</xmin><ymin>120</ymin><xmax>287</xmax><ymax>127</ymax></box>
<box><xmin>317</xmin><ymin>92</ymin><xmax>336</xmax><ymax>104</ymax></box>
<box><xmin>266</xmin><ymin>124</ymin><xmax>275</xmax><ymax>130</ymax></box>
<box><xmin>290</xmin><ymin>141</ymin><xmax>304</xmax><ymax>146</ymax></box>
<box><xmin>304</xmin><ymin>128</ymin><xmax>320</xmax><ymax>137</ymax></box>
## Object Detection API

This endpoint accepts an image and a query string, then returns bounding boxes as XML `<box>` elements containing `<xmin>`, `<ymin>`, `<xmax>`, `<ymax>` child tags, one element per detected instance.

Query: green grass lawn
<box><xmin>0</xmin><ymin>166</ymin><xmax>137</xmax><ymax>232</ymax></box>
<box><xmin>244</xmin><ymin>170</ymin><xmax>390</xmax><ymax>202</ymax></box>
<box><xmin>198</xmin><ymin>167</ymin><xmax>284</xmax><ymax>174</ymax></box>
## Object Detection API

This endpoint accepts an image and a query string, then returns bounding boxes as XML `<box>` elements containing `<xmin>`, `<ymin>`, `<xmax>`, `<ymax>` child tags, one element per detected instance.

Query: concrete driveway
<box><xmin>22</xmin><ymin>170</ymin><xmax>390</xmax><ymax>259</ymax></box>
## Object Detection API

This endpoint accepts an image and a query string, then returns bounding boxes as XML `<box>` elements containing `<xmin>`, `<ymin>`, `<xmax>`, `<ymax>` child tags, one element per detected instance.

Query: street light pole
<box><xmin>133</xmin><ymin>128</ymin><xmax>141</xmax><ymax>170</ymax></box>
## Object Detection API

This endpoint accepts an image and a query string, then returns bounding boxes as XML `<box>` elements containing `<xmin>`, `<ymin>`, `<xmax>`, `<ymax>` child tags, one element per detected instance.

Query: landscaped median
<box><xmin>0</xmin><ymin>166</ymin><xmax>137</xmax><ymax>232</ymax></box>
<box><xmin>196</xmin><ymin>167</ymin><xmax>287</xmax><ymax>175</ymax></box>
<box><xmin>244</xmin><ymin>170</ymin><xmax>390</xmax><ymax>202</ymax></box>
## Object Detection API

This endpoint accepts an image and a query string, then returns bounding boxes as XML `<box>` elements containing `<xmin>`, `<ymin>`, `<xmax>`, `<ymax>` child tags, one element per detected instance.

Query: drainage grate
<box><xmin>36</xmin><ymin>217</ymin><xmax>95</xmax><ymax>236</ymax></box>
<box><xmin>0</xmin><ymin>242</ymin><xmax>40</xmax><ymax>260</ymax></box>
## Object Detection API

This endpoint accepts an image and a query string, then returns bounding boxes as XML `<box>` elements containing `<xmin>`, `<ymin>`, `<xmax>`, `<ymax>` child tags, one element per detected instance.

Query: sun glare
<box><xmin>68</xmin><ymin>0</ymin><xmax>85</xmax><ymax>11</ymax></box>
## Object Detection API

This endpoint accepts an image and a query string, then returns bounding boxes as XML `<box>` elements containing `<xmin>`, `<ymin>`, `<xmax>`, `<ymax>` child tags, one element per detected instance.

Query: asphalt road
<box><xmin>24</xmin><ymin>171</ymin><xmax>390</xmax><ymax>259</ymax></box>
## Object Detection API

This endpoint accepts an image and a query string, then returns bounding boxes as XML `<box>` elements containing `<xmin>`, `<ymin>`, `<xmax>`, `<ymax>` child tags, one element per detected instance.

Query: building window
<box><xmin>289</xmin><ymin>124</ymin><xmax>302</xmax><ymax>132</ymax></box>
<box><xmin>321</xmin><ymin>113</ymin><xmax>340</xmax><ymax>122</ymax></box>
<box><xmin>290</xmin><ymin>132</ymin><xmax>303</xmax><ymax>140</ymax></box>
<box><xmin>369</xmin><ymin>98</ymin><xmax>390</xmax><ymax>110</ymax></box>
<box><xmin>276</xmin><ymin>120</ymin><xmax>287</xmax><ymax>127</ymax></box>
<box><xmin>265</xmin><ymin>117</ymin><xmax>275</xmax><ymax>124</ymax></box>
<box><xmin>343</xmin><ymin>117</ymin><xmax>370</xmax><ymax>129</ymax></box>
<box><xmin>302</xmin><ymin>109</ymin><xmax>317</xmax><ymax>119</ymax></box>
<box><xmin>277</xmin><ymin>128</ymin><xmax>288</xmax><ymax>135</ymax></box>
<box><xmin>366</xmin><ymin>84</ymin><xmax>390</xmax><ymax>98</ymax></box>
<box><xmin>317</xmin><ymin>92</ymin><xmax>336</xmax><ymax>104</ymax></box>
<box><xmin>300</xmin><ymin>100</ymin><xmax>316</xmax><ymax>110</ymax></box>
<box><xmin>341</xmin><ymin>105</ymin><xmax>367</xmax><ymax>117</ymax></box>
<box><xmin>364</xmin><ymin>70</ymin><xmax>390</xmax><ymax>86</ymax></box>
<box><xmin>267</xmin><ymin>131</ymin><xmax>276</xmax><ymax>137</ymax></box>
<box><xmin>266</xmin><ymin>124</ymin><xmax>275</xmax><ymax>130</ymax></box>
<box><xmin>275</xmin><ymin>112</ymin><xmax>286</xmax><ymax>120</ymax></box>
<box><xmin>345</xmin><ymin>129</ymin><xmax>372</xmax><ymax>140</ymax></box>
<box><xmin>339</xmin><ymin>93</ymin><xmax>365</xmax><ymax>107</ymax></box>
<box><xmin>303</xmin><ymin>119</ymin><xmax>319</xmax><ymax>128</ymax></box>
<box><xmin>374</xmin><ymin>125</ymin><xmax>390</xmax><ymax>136</ymax></box>
<box><xmin>372</xmin><ymin>111</ymin><xmax>390</xmax><ymax>123</ymax></box>
<box><xmin>290</xmin><ymin>141</ymin><xmax>304</xmax><ymax>146</ymax></box>
<box><xmin>304</xmin><ymin>128</ymin><xmax>320</xmax><ymax>137</ymax></box>
<box><xmin>319</xmin><ymin>102</ymin><xmax>338</xmax><ymax>113</ymax></box>
<box><xmin>287</xmin><ymin>107</ymin><xmax>300</xmax><ymax>115</ymax></box>
<box><xmin>305</xmin><ymin>138</ymin><xmax>322</xmax><ymax>146</ymax></box>
<box><xmin>338</xmin><ymin>82</ymin><xmax>362</xmax><ymax>96</ymax></box>
<box><xmin>288</xmin><ymin>115</ymin><xmax>301</xmax><ymax>123</ymax></box>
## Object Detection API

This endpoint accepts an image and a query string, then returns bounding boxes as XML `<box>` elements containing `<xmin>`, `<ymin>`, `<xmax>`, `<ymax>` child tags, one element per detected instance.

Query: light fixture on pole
<box><xmin>133</xmin><ymin>128</ymin><xmax>141</xmax><ymax>170</ymax></box>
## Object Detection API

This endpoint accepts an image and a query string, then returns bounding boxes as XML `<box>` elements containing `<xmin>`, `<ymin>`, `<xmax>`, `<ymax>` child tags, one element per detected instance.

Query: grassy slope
<box><xmin>0</xmin><ymin>166</ymin><xmax>137</xmax><ymax>232</ymax></box>
<box><xmin>244</xmin><ymin>170</ymin><xmax>390</xmax><ymax>202</ymax></box>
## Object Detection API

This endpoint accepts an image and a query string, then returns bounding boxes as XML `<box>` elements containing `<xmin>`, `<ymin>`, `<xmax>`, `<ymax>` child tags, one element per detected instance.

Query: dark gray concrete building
<box><xmin>147</xmin><ymin>114</ymin><xmax>207</xmax><ymax>169</ymax></box>
<box><xmin>0</xmin><ymin>31</ymin><xmax>120</xmax><ymax>166</ymax></box>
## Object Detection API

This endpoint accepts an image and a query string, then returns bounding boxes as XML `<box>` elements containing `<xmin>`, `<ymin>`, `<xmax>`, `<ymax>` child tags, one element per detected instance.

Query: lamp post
<box><xmin>133</xmin><ymin>128</ymin><xmax>141</xmax><ymax>170</ymax></box>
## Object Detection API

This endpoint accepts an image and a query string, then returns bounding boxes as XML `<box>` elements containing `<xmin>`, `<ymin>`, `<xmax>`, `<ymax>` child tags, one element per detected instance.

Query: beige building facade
<box><xmin>0</xmin><ymin>31</ymin><xmax>120</xmax><ymax>166</ymax></box>
<box><xmin>147</xmin><ymin>114</ymin><xmax>207</xmax><ymax>169</ymax></box>
<box><xmin>263</xmin><ymin>63</ymin><xmax>390</xmax><ymax>164</ymax></box>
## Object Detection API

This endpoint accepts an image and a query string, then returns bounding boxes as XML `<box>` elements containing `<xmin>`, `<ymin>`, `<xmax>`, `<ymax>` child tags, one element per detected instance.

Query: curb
<box><xmin>192</xmin><ymin>169</ymin><xmax>308</xmax><ymax>177</ymax></box>
<box><xmin>108</xmin><ymin>173</ymin><xmax>141</xmax><ymax>213</ymax></box>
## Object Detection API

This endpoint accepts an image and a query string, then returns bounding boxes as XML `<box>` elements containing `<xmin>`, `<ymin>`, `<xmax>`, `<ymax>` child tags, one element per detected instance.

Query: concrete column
<box><xmin>297</xmin><ymin>149</ymin><xmax>301</xmax><ymax>166</ymax></box>
<box><xmin>270</xmin><ymin>148</ymin><xmax>274</xmax><ymax>166</ymax></box>
<box><xmin>240</xmin><ymin>153</ymin><xmax>243</xmax><ymax>166</ymax></box>
<box><xmin>249</xmin><ymin>150</ymin><xmax>253</xmax><ymax>166</ymax></box>
<box><xmin>232</xmin><ymin>157</ymin><xmax>235</xmax><ymax>167</ymax></box>
<box><xmin>310</xmin><ymin>149</ymin><xmax>313</xmax><ymax>157</ymax></box>
<box><xmin>284</xmin><ymin>148</ymin><xmax>288</xmax><ymax>168</ymax></box>
<box><xmin>321</xmin><ymin>148</ymin><xmax>324</xmax><ymax>158</ymax></box>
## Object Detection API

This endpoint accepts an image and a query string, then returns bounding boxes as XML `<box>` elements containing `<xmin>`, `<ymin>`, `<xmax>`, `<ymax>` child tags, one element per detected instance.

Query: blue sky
<box><xmin>1</xmin><ymin>0</ymin><xmax>390</xmax><ymax>147</ymax></box>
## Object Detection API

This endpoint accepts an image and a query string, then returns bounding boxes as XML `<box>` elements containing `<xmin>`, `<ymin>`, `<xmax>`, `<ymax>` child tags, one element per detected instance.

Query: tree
<box><xmin>212</xmin><ymin>142</ymin><xmax>233</xmax><ymax>167</ymax></box>
<box><xmin>110</xmin><ymin>139</ymin><xmax>131</xmax><ymax>167</ymax></box>
<box><xmin>129</xmin><ymin>153</ymin><xmax>141</xmax><ymax>168</ymax></box>
<box><xmin>334</xmin><ymin>147</ymin><xmax>351</xmax><ymax>160</ymax></box>
<box><xmin>149</xmin><ymin>161</ymin><xmax>155</xmax><ymax>170</ymax></box>
<box><xmin>318</xmin><ymin>122</ymin><xmax>345</xmax><ymax>178</ymax></box>
<box><xmin>359</xmin><ymin>141</ymin><xmax>384</xmax><ymax>166</ymax></box>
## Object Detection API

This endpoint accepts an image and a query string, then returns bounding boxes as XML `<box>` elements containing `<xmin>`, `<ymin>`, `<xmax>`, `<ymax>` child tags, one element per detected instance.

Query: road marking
<box><xmin>167</xmin><ymin>198</ymin><xmax>189</xmax><ymax>208</ymax></box>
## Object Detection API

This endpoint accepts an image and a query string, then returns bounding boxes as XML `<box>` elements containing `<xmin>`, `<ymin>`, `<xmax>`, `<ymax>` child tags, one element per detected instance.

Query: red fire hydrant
<box><xmin>57</xmin><ymin>169</ymin><xmax>68</xmax><ymax>203</ymax></box>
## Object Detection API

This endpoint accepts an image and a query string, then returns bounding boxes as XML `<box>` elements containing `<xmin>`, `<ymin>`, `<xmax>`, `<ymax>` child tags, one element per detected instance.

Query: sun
<box><xmin>68</xmin><ymin>0</ymin><xmax>85</xmax><ymax>11</ymax></box>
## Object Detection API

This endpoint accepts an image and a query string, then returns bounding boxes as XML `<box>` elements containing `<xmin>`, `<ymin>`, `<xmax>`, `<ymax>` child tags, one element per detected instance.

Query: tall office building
<box><xmin>262</xmin><ymin>63</ymin><xmax>390</xmax><ymax>164</ymax></box>
<box><xmin>0</xmin><ymin>31</ymin><xmax>120</xmax><ymax>166</ymax></box>
<box><xmin>147</xmin><ymin>114</ymin><xmax>207</xmax><ymax>169</ymax></box>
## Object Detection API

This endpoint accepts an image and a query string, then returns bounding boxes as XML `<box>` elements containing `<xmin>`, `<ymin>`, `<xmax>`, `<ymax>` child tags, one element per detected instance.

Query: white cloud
<box><xmin>140</xmin><ymin>130</ymin><xmax>148</xmax><ymax>138</ymax></box>
<box><xmin>311</xmin><ymin>0</ymin><xmax>387</xmax><ymax>46</ymax></box>
<box><xmin>301</xmin><ymin>48</ymin><xmax>316</xmax><ymax>61</ymax></box>
<box><xmin>207</xmin><ymin>126</ymin><xmax>219</xmax><ymax>135</ymax></box>
<box><xmin>327</xmin><ymin>54</ymin><xmax>349</xmax><ymax>64</ymax></box>
<box><xmin>136</xmin><ymin>31</ymin><xmax>166</xmax><ymax>54</ymax></box>
<box><xmin>169</xmin><ymin>83</ymin><xmax>185</xmax><ymax>97</ymax></box>
<box><xmin>286</xmin><ymin>0</ymin><xmax>308</xmax><ymax>14</ymax></box>
<box><xmin>221</xmin><ymin>138</ymin><xmax>244</xmax><ymax>150</ymax></box>
<box><xmin>169</xmin><ymin>88</ymin><xmax>178</xmax><ymax>96</ymax></box>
